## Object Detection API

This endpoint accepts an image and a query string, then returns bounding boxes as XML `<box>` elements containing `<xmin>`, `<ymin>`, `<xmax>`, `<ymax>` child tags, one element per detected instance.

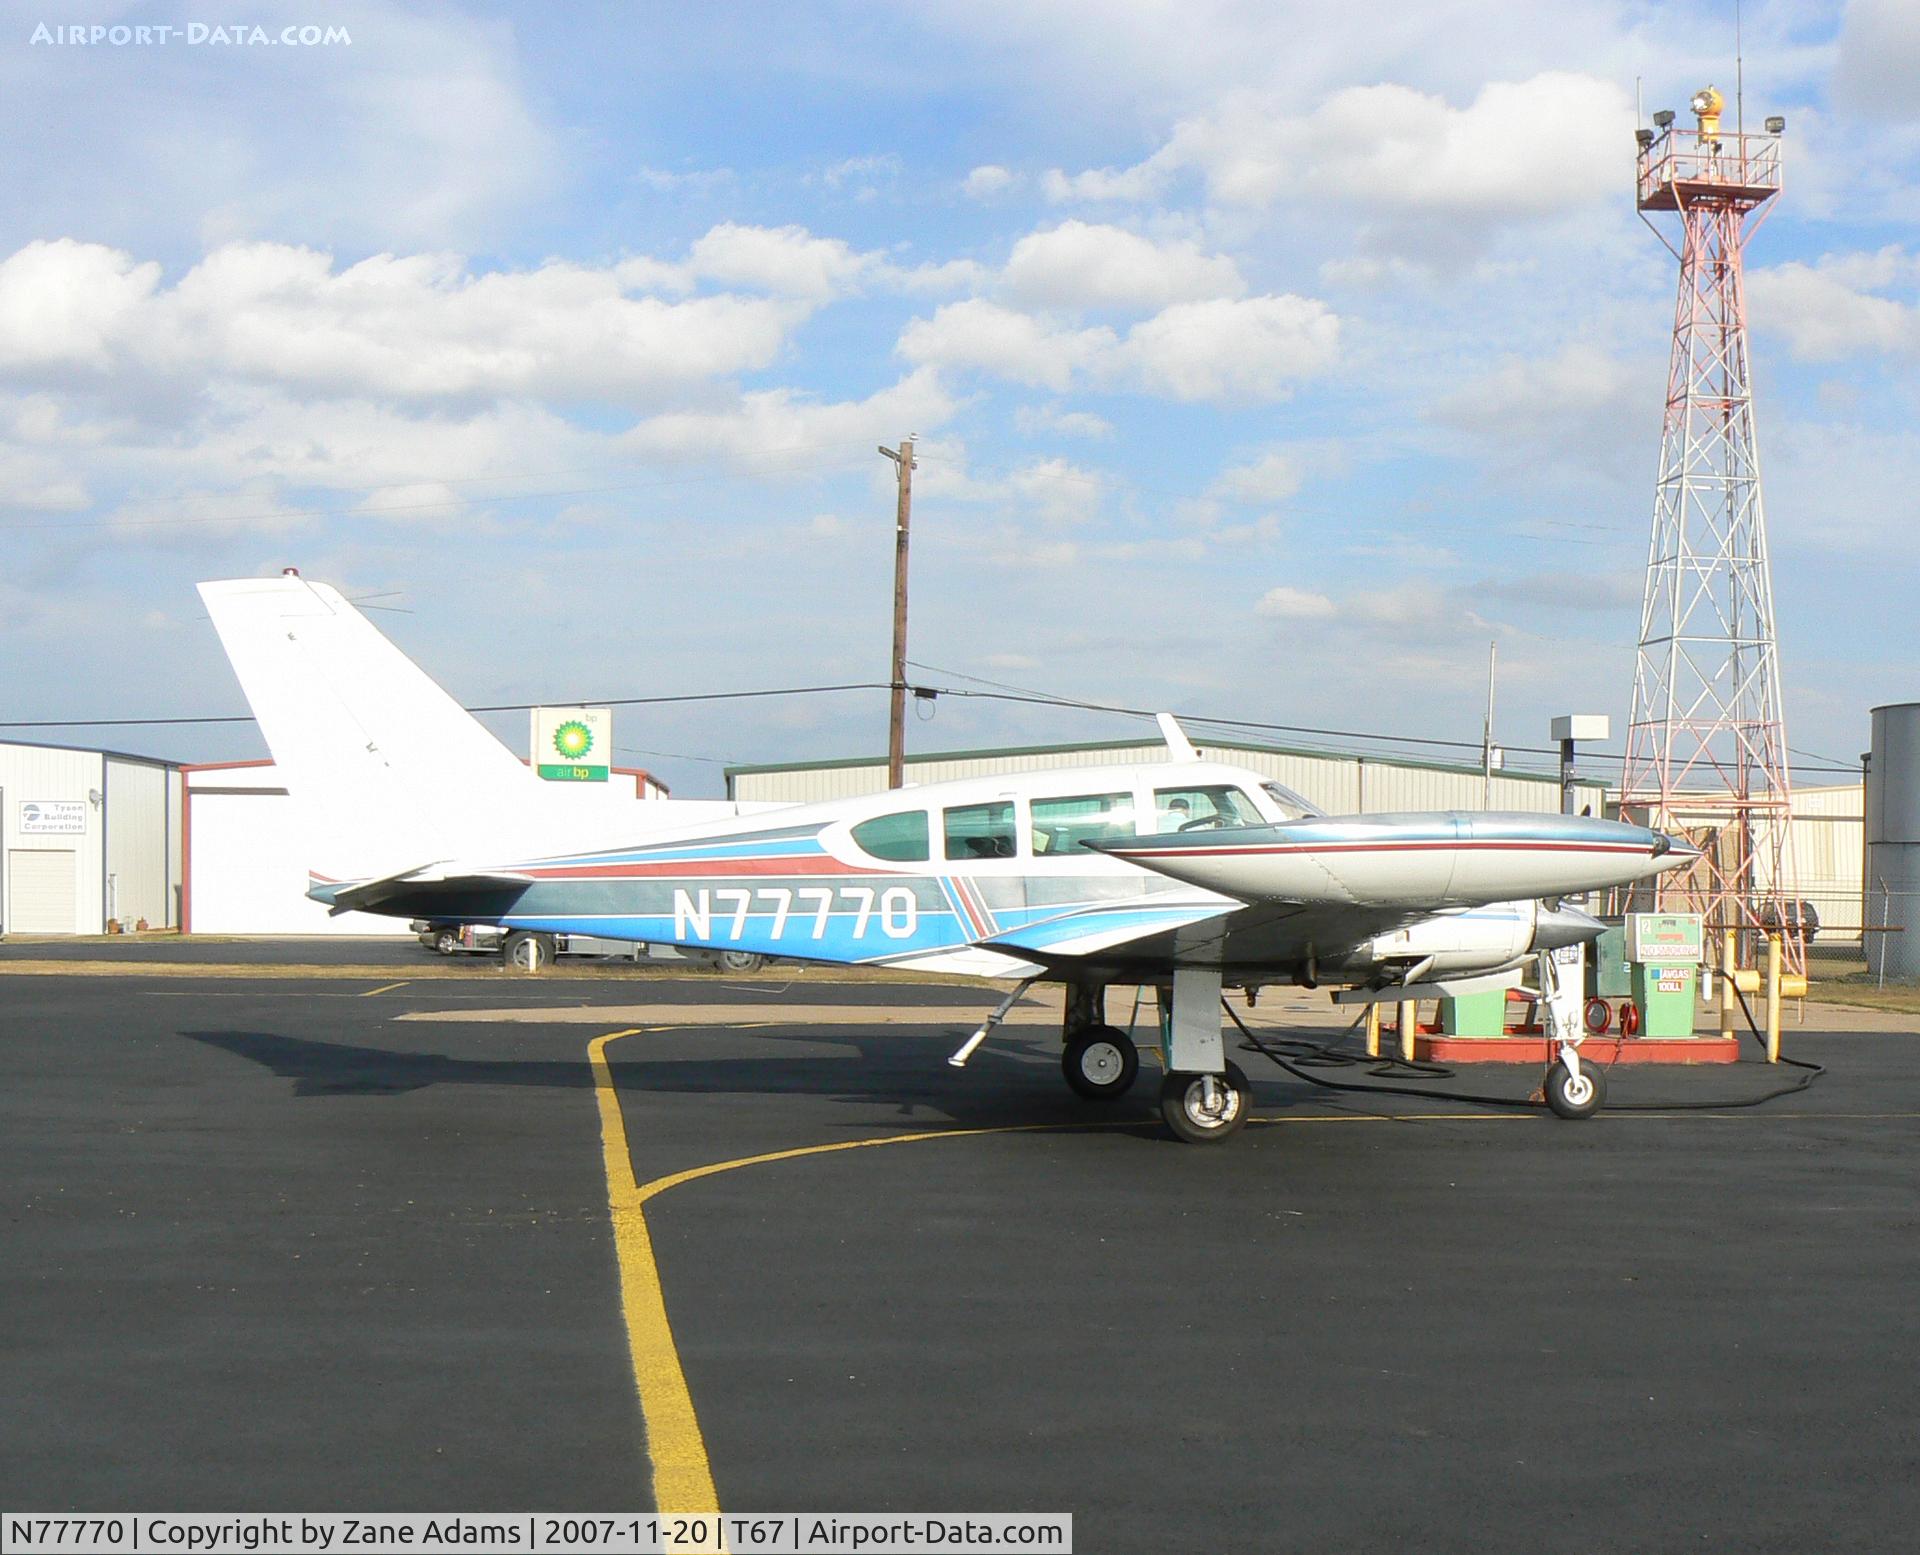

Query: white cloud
<box><xmin>1047</xmin><ymin>72</ymin><xmax>1634</xmax><ymax>229</ymax></box>
<box><xmin>1256</xmin><ymin>586</ymin><xmax>1337</xmax><ymax>621</ymax></box>
<box><xmin>0</xmin><ymin>1</ymin><xmax>556</xmax><ymax>253</ymax></box>
<box><xmin>1212</xmin><ymin>450</ymin><xmax>1302</xmax><ymax>505</ymax></box>
<box><xmin>813</xmin><ymin>153</ymin><xmax>902</xmax><ymax>201</ymax></box>
<box><xmin>1041</xmin><ymin>160</ymin><xmax>1175</xmax><ymax>205</ymax></box>
<box><xmin>897</xmin><ymin>299</ymin><xmax>1118</xmax><ymax>392</ymax></box>
<box><xmin>0</xmin><ymin>239</ymin><xmax>810</xmax><ymax>410</ymax></box>
<box><xmin>900</xmin><ymin>292</ymin><xmax>1336</xmax><ymax>403</ymax></box>
<box><xmin>686</xmin><ymin>222</ymin><xmax>879</xmax><ymax>300</ymax></box>
<box><xmin>0</xmin><ymin>240</ymin><xmax>162</xmax><ymax>371</ymax></box>
<box><xmin>632</xmin><ymin>165</ymin><xmax>736</xmax><ymax>194</ymax></box>
<box><xmin>678</xmin><ymin>223</ymin><xmax>982</xmax><ymax>300</ymax></box>
<box><xmin>963</xmin><ymin>165</ymin><xmax>1019</xmax><ymax>198</ymax></box>
<box><xmin>1120</xmin><ymin>295</ymin><xmax>1339</xmax><ymax>401</ymax></box>
<box><xmin>1008</xmin><ymin>457</ymin><xmax>1103</xmax><ymax>526</ymax></box>
<box><xmin>1428</xmin><ymin>341</ymin><xmax>1649</xmax><ymax>482</ymax></box>
<box><xmin>1835</xmin><ymin>0</ymin><xmax>1920</xmax><ymax>121</ymax></box>
<box><xmin>1749</xmin><ymin>249</ymin><xmax>1920</xmax><ymax>360</ymax></box>
<box><xmin>1002</xmin><ymin>221</ymin><xmax>1244</xmax><ymax>310</ymax></box>
<box><xmin>1014</xmin><ymin>404</ymin><xmax>1113</xmax><ymax>439</ymax></box>
<box><xmin>623</xmin><ymin>367</ymin><xmax>958</xmax><ymax>472</ymax></box>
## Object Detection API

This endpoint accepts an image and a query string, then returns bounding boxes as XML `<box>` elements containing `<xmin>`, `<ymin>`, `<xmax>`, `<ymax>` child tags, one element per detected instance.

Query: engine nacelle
<box><xmin>1334</xmin><ymin>900</ymin><xmax>1603</xmax><ymax>982</ymax></box>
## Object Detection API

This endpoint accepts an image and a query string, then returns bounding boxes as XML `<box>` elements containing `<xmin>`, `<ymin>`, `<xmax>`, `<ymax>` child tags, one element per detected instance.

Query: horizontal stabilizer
<box><xmin>323</xmin><ymin>862</ymin><xmax>534</xmax><ymax>916</ymax></box>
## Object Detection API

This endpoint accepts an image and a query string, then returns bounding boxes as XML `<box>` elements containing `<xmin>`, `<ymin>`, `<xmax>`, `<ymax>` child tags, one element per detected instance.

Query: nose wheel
<box><xmin>1545</xmin><ymin>1053</ymin><xmax>1607</xmax><ymax>1119</ymax></box>
<box><xmin>1063</xmin><ymin>1026</ymin><xmax>1139</xmax><ymax>1100</ymax></box>
<box><xmin>1159</xmin><ymin>1061</ymin><xmax>1252</xmax><ymax>1144</ymax></box>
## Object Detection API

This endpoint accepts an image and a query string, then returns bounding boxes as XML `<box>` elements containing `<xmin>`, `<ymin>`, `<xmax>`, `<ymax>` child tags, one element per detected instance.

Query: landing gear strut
<box><xmin>1537</xmin><ymin>946</ymin><xmax>1605</xmax><ymax>1121</ymax></box>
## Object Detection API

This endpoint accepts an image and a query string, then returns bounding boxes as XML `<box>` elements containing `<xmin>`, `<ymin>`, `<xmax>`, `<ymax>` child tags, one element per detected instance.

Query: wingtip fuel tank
<box><xmin>1092</xmin><ymin>812</ymin><xmax>1690</xmax><ymax>909</ymax></box>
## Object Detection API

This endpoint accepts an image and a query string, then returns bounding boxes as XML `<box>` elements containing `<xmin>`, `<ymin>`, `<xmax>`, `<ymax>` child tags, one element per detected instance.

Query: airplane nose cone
<box><xmin>1535</xmin><ymin>902</ymin><xmax>1606</xmax><ymax>951</ymax></box>
<box><xmin>1651</xmin><ymin>832</ymin><xmax>1702</xmax><ymax>871</ymax></box>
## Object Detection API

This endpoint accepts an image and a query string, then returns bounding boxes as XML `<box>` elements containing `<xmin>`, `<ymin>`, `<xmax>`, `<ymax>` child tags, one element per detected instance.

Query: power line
<box><xmin>0</xmin><ymin>676</ymin><xmax>1870</xmax><ymax>778</ymax></box>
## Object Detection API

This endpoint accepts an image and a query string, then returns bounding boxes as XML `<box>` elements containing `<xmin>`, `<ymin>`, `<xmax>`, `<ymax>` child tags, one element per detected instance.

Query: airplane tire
<box><xmin>1159</xmin><ymin>1062</ymin><xmax>1252</xmax><ymax>1144</ymax></box>
<box><xmin>1063</xmin><ymin>1026</ymin><xmax>1138</xmax><ymax>1100</ymax></box>
<box><xmin>1545</xmin><ymin>1054</ymin><xmax>1607</xmax><ymax>1119</ymax></box>
<box><xmin>503</xmin><ymin>930</ymin><xmax>554</xmax><ymax>973</ymax></box>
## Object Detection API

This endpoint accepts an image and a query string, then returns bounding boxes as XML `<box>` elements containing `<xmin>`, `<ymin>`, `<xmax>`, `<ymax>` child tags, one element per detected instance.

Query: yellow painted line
<box><xmin>586</xmin><ymin>1025</ymin><xmax>1910</xmax><ymax>1527</ymax></box>
<box><xmin>588</xmin><ymin>1027</ymin><xmax>727</xmax><ymax>1530</ymax></box>
<box><xmin>359</xmin><ymin>981</ymin><xmax>409</xmax><ymax>997</ymax></box>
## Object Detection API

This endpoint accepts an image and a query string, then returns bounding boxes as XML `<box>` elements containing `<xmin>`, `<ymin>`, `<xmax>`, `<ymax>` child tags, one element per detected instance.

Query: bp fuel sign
<box><xmin>532</xmin><ymin>706</ymin><xmax>610</xmax><ymax>782</ymax></box>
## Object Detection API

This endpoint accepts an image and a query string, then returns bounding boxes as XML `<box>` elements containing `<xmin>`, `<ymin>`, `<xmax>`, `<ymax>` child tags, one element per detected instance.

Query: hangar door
<box><xmin>9</xmin><ymin>848</ymin><xmax>78</xmax><ymax>933</ymax></box>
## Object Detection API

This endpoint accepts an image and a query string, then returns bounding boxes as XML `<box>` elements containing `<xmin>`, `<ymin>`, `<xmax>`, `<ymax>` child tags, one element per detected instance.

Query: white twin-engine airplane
<box><xmin>199</xmin><ymin>573</ymin><xmax>1693</xmax><ymax>1145</ymax></box>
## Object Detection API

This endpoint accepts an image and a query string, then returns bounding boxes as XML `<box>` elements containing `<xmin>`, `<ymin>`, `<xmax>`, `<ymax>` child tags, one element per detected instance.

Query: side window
<box><xmin>944</xmin><ymin>801</ymin><xmax>1017</xmax><ymax>860</ymax></box>
<box><xmin>1030</xmin><ymin>793</ymin><xmax>1136</xmax><ymax>853</ymax></box>
<box><xmin>1153</xmin><ymin>785</ymin><xmax>1264</xmax><ymax>833</ymax></box>
<box><xmin>851</xmin><ymin>810</ymin><xmax>929</xmax><ymax>862</ymax></box>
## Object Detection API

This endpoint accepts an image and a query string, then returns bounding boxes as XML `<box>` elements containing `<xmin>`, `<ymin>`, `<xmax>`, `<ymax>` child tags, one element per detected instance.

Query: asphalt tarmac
<box><xmin>5</xmin><ymin>966</ymin><xmax>1917</xmax><ymax>1552</ymax></box>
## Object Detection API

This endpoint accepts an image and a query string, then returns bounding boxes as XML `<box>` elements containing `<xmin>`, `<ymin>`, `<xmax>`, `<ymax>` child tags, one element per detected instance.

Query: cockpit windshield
<box><xmin>1153</xmin><ymin>784</ymin><xmax>1266</xmax><ymax>833</ymax></box>
<box><xmin>1260</xmin><ymin>780</ymin><xmax>1322</xmax><ymax>820</ymax></box>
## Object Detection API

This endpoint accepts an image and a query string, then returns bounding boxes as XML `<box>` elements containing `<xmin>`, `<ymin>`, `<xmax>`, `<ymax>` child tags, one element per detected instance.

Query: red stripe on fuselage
<box><xmin>1112</xmin><ymin>840</ymin><xmax>1655</xmax><ymax>861</ymax></box>
<box><xmin>520</xmin><ymin>855</ymin><xmax>882</xmax><ymax>880</ymax></box>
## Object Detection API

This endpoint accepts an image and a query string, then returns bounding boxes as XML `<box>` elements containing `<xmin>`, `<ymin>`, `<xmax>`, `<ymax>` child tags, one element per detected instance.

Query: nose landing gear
<box><xmin>1158</xmin><ymin>1061</ymin><xmax>1252</xmax><ymax>1143</ymax></box>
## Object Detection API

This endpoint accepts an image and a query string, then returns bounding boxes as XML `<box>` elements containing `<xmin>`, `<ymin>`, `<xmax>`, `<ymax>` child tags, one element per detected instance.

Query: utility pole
<box><xmin>879</xmin><ymin>436</ymin><xmax>916</xmax><ymax>789</ymax></box>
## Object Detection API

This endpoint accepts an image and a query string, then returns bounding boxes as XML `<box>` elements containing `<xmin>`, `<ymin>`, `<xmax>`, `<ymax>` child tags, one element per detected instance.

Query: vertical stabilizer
<box><xmin>199</xmin><ymin>575</ymin><xmax>539</xmax><ymax>883</ymax></box>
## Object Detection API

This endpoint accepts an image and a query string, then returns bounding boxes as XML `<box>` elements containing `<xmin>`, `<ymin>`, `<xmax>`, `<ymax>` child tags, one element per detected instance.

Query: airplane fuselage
<box><xmin>325</xmin><ymin>759</ymin><xmax>1676</xmax><ymax>987</ymax></box>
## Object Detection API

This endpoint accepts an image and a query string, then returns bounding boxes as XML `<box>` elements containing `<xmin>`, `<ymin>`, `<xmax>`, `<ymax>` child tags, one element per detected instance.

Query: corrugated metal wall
<box><xmin>1</xmin><ymin>742</ymin><xmax>105</xmax><ymax>934</ymax></box>
<box><xmin>105</xmin><ymin>757</ymin><xmax>173</xmax><ymax>928</ymax></box>
<box><xmin>1754</xmin><ymin>782</ymin><xmax>1866</xmax><ymax>933</ymax></box>
<box><xmin>728</xmin><ymin>740</ymin><xmax>1608</xmax><ymax>815</ymax></box>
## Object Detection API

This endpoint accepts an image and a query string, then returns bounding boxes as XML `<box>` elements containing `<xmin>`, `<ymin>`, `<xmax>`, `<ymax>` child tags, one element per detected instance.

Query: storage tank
<box><xmin>1866</xmin><ymin>703</ymin><xmax>1920</xmax><ymax>980</ymax></box>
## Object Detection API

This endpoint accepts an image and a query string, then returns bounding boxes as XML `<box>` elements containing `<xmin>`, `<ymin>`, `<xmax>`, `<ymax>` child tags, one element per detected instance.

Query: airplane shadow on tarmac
<box><xmin>175</xmin><ymin>1025</ymin><xmax>1238</xmax><ymax>1136</ymax></box>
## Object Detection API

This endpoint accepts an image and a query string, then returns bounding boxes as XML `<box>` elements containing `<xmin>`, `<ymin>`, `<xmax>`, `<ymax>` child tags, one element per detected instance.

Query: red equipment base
<box><xmin>1413</xmin><ymin>1034</ymin><xmax>1741</xmax><ymax>1065</ymax></box>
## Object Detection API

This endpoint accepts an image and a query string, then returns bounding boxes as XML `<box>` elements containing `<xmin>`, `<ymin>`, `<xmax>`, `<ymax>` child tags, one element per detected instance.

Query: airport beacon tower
<box><xmin>1621</xmin><ymin>87</ymin><xmax>1802</xmax><ymax>970</ymax></box>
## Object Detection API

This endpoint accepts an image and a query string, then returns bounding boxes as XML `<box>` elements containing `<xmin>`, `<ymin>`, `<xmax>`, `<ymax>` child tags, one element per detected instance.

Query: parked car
<box><xmin>1757</xmin><ymin>899</ymin><xmax>1821</xmax><ymax>943</ymax></box>
<box><xmin>409</xmin><ymin>920</ymin><xmax>772</xmax><ymax>973</ymax></box>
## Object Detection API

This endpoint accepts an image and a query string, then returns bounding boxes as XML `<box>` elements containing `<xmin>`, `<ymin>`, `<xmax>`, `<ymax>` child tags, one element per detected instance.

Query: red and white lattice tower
<box><xmin>1621</xmin><ymin>87</ymin><xmax>1802</xmax><ymax>969</ymax></box>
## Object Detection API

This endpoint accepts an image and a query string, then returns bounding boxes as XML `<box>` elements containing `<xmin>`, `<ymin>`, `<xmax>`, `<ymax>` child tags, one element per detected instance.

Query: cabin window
<box><xmin>1030</xmin><ymin>792</ymin><xmax>1136</xmax><ymax>853</ymax></box>
<box><xmin>1153</xmin><ymin>785</ymin><xmax>1263</xmax><ymax>833</ymax></box>
<box><xmin>851</xmin><ymin>809</ymin><xmax>929</xmax><ymax>862</ymax></box>
<box><xmin>943</xmin><ymin>800</ymin><xmax>1018</xmax><ymax>860</ymax></box>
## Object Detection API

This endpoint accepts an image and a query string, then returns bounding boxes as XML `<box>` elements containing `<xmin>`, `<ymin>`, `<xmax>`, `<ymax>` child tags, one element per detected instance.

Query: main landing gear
<box><xmin>1063</xmin><ymin>1025</ymin><xmax>1139</xmax><ymax>1100</ymax></box>
<box><xmin>1058</xmin><ymin>983</ymin><xmax>1140</xmax><ymax>1101</ymax></box>
<box><xmin>1062</xmin><ymin>965</ymin><xmax>1252</xmax><ymax>1143</ymax></box>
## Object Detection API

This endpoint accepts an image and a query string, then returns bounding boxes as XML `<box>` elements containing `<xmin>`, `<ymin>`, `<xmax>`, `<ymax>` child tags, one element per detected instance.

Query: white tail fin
<box><xmin>199</xmin><ymin>575</ymin><xmax>540</xmax><ymax>883</ymax></box>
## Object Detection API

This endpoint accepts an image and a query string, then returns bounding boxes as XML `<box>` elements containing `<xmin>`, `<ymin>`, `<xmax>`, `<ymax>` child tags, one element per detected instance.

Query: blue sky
<box><xmin>0</xmin><ymin>0</ymin><xmax>1914</xmax><ymax>795</ymax></box>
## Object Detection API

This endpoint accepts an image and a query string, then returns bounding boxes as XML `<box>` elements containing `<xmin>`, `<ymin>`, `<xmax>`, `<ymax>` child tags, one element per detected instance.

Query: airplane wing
<box><xmin>978</xmin><ymin>895</ymin><xmax>1434</xmax><ymax>978</ymax></box>
<box><xmin>977</xmin><ymin>897</ymin><xmax>1242</xmax><ymax>960</ymax></box>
